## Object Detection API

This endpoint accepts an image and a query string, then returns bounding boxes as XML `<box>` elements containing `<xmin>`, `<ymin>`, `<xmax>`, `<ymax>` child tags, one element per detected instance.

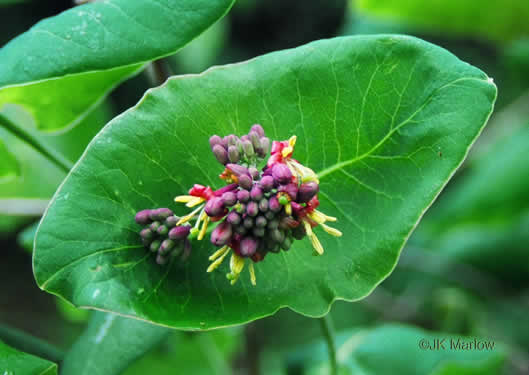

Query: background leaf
<box><xmin>355</xmin><ymin>0</ymin><xmax>529</xmax><ymax>43</ymax></box>
<box><xmin>0</xmin><ymin>0</ymin><xmax>236</xmax><ymax>132</ymax></box>
<box><xmin>0</xmin><ymin>138</ymin><xmax>19</xmax><ymax>182</ymax></box>
<box><xmin>60</xmin><ymin>312</ymin><xmax>169</xmax><ymax>375</ymax></box>
<box><xmin>0</xmin><ymin>339</ymin><xmax>57</xmax><ymax>375</ymax></box>
<box><xmin>34</xmin><ymin>35</ymin><xmax>496</xmax><ymax>329</ymax></box>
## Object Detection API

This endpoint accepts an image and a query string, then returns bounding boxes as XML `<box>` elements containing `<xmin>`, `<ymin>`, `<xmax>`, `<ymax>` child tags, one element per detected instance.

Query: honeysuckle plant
<box><xmin>2</xmin><ymin>0</ymin><xmax>517</xmax><ymax>374</ymax></box>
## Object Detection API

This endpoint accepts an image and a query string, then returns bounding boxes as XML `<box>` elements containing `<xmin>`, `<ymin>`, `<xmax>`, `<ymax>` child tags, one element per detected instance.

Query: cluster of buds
<box><xmin>134</xmin><ymin>208</ymin><xmax>191</xmax><ymax>265</ymax></box>
<box><xmin>135</xmin><ymin>124</ymin><xmax>341</xmax><ymax>286</ymax></box>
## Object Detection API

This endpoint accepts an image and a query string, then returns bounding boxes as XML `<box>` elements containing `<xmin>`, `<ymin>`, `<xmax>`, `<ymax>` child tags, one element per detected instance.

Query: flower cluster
<box><xmin>135</xmin><ymin>124</ymin><xmax>341</xmax><ymax>286</ymax></box>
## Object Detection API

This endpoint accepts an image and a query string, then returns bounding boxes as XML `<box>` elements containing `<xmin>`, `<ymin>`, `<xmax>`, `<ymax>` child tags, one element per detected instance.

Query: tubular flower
<box><xmin>134</xmin><ymin>124</ymin><xmax>341</xmax><ymax>286</ymax></box>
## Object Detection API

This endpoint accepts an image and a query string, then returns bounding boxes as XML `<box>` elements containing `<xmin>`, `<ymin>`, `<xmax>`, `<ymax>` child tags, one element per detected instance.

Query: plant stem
<box><xmin>0</xmin><ymin>113</ymin><xmax>72</xmax><ymax>174</ymax></box>
<box><xmin>0</xmin><ymin>324</ymin><xmax>64</xmax><ymax>363</ymax></box>
<box><xmin>319</xmin><ymin>314</ymin><xmax>338</xmax><ymax>375</ymax></box>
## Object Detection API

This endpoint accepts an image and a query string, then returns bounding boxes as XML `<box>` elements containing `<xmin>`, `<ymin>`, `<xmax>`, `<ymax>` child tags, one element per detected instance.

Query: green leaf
<box><xmin>0</xmin><ymin>340</ymin><xmax>57</xmax><ymax>375</ymax></box>
<box><xmin>0</xmin><ymin>137</ymin><xmax>19</xmax><ymax>181</ymax></box>
<box><xmin>356</xmin><ymin>0</ymin><xmax>529</xmax><ymax>43</ymax></box>
<box><xmin>17</xmin><ymin>221</ymin><xmax>38</xmax><ymax>252</ymax></box>
<box><xmin>0</xmin><ymin>0</ymin><xmax>236</xmax><ymax>131</ymax></box>
<box><xmin>34</xmin><ymin>35</ymin><xmax>496</xmax><ymax>329</ymax></box>
<box><xmin>61</xmin><ymin>312</ymin><xmax>169</xmax><ymax>375</ymax></box>
<box><xmin>416</xmin><ymin>124</ymin><xmax>529</xmax><ymax>281</ymax></box>
<box><xmin>300</xmin><ymin>325</ymin><xmax>506</xmax><ymax>375</ymax></box>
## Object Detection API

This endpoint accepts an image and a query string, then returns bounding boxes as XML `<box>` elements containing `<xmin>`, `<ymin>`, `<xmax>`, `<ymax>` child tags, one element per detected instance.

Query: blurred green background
<box><xmin>1</xmin><ymin>0</ymin><xmax>528</xmax><ymax>374</ymax></box>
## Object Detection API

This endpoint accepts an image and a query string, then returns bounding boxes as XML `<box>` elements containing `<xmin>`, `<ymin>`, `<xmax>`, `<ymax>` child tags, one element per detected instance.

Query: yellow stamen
<box><xmin>288</xmin><ymin>135</ymin><xmax>297</xmax><ymax>147</ymax></box>
<box><xmin>174</xmin><ymin>195</ymin><xmax>193</xmax><ymax>203</ymax></box>
<box><xmin>308</xmin><ymin>211</ymin><xmax>326</xmax><ymax>224</ymax></box>
<box><xmin>207</xmin><ymin>247</ymin><xmax>231</xmax><ymax>272</ymax></box>
<box><xmin>209</xmin><ymin>245</ymin><xmax>230</xmax><ymax>261</ymax></box>
<box><xmin>198</xmin><ymin>215</ymin><xmax>210</xmax><ymax>241</ymax></box>
<box><xmin>302</xmin><ymin>219</ymin><xmax>313</xmax><ymax>236</ymax></box>
<box><xmin>285</xmin><ymin>202</ymin><xmax>292</xmax><ymax>216</ymax></box>
<box><xmin>309</xmin><ymin>232</ymin><xmax>324</xmax><ymax>255</ymax></box>
<box><xmin>228</xmin><ymin>254</ymin><xmax>245</xmax><ymax>285</ymax></box>
<box><xmin>321</xmin><ymin>223</ymin><xmax>342</xmax><ymax>237</ymax></box>
<box><xmin>185</xmin><ymin>196</ymin><xmax>205</xmax><ymax>208</ymax></box>
<box><xmin>176</xmin><ymin>204</ymin><xmax>204</xmax><ymax>225</ymax></box>
<box><xmin>249</xmin><ymin>263</ymin><xmax>256</xmax><ymax>286</ymax></box>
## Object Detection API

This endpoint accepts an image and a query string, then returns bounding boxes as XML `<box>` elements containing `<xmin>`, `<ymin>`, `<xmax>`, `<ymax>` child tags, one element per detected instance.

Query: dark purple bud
<box><xmin>253</xmin><ymin>227</ymin><xmax>265</xmax><ymax>237</ymax></box>
<box><xmin>269</xmin><ymin>244</ymin><xmax>280</xmax><ymax>253</ymax></box>
<box><xmin>168</xmin><ymin>225</ymin><xmax>191</xmax><ymax>240</ymax></box>
<box><xmin>212</xmin><ymin>144</ymin><xmax>228</xmax><ymax>165</ymax></box>
<box><xmin>165</xmin><ymin>215</ymin><xmax>178</xmax><ymax>228</ymax></box>
<box><xmin>258</xmin><ymin>198</ymin><xmax>268</xmax><ymax>212</ymax></box>
<box><xmin>279</xmin><ymin>216</ymin><xmax>298</xmax><ymax>229</ymax></box>
<box><xmin>281</xmin><ymin>237</ymin><xmax>292</xmax><ymax>251</ymax></box>
<box><xmin>279</xmin><ymin>183</ymin><xmax>298</xmax><ymax>201</ymax></box>
<box><xmin>292</xmin><ymin>226</ymin><xmax>306</xmax><ymax>240</ymax></box>
<box><xmin>228</xmin><ymin>145</ymin><xmax>240</xmax><ymax>163</ymax></box>
<box><xmin>246</xmin><ymin>201</ymin><xmax>259</xmax><ymax>217</ymax></box>
<box><xmin>149</xmin><ymin>208</ymin><xmax>173</xmax><ymax>221</ymax></box>
<box><xmin>227</xmin><ymin>134</ymin><xmax>238</xmax><ymax>147</ymax></box>
<box><xmin>227</xmin><ymin>163</ymin><xmax>250</xmax><ymax>177</ymax></box>
<box><xmin>140</xmin><ymin>228</ymin><xmax>154</xmax><ymax>240</ymax></box>
<box><xmin>238</xmin><ymin>175</ymin><xmax>253</xmax><ymax>190</ymax></box>
<box><xmin>269</xmin><ymin>195</ymin><xmax>281</xmax><ymax>212</ymax></box>
<box><xmin>240</xmin><ymin>237</ymin><xmax>258</xmax><ymax>257</ymax></box>
<box><xmin>259</xmin><ymin>175</ymin><xmax>274</xmax><ymax>191</ymax></box>
<box><xmin>156</xmin><ymin>253</ymin><xmax>169</xmax><ymax>265</ymax></box>
<box><xmin>248</xmin><ymin>167</ymin><xmax>259</xmax><ymax>180</ymax></box>
<box><xmin>149</xmin><ymin>221</ymin><xmax>161</xmax><ymax>231</ymax></box>
<box><xmin>298</xmin><ymin>181</ymin><xmax>319</xmax><ymax>203</ymax></box>
<box><xmin>260</xmin><ymin>137</ymin><xmax>270</xmax><ymax>156</ymax></box>
<box><xmin>135</xmin><ymin>209</ymin><xmax>152</xmax><ymax>225</ymax></box>
<box><xmin>211</xmin><ymin>221</ymin><xmax>232</xmax><ymax>246</ymax></box>
<box><xmin>226</xmin><ymin>210</ymin><xmax>241</xmax><ymax>225</ymax></box>
<box><xmin>159</xmin><ymin>239</ymin><xmax>175</xmax><ymax>254</ymax></box>
<box><xmin>242</xmin><ymin>140</ymin><xmax>254</xmax><ymax>157</ymax></box>
<box><xmin>250</xmin><ymin>186</ymin><xmax>263</xmax><ymax>201</ymax></box>
<box><xmin>272</xmin><ymin>164</ymin><xmax>292</xmax><ymax>184</ymax></box>
<box><xmin>249</xmin><ymin>131</ymin><xmax>260</xmax><ymax>149</ymax></box>
<box><xmin>157</xmin><ymin>225</ymin><xmax>169</xmax><ymax>236</ymax></box>
<box><xmin>222</xmin><ymin>135</ymin><xmax>230</xmax><ymax>148</ymax></box>
<box><xmin>205</xmin><ymin>197</ymin><xmax>226</xmax><ymax>217</ymax></box>
<box><xmin>213</xmin><ymin>183</ymin><xmax>238</xmax><ymax>197</ymax></box>
<box><xmin>271</xmin><ymin>229</ymin><xmax>285</xmax><ymax>243</ymax></box>
<box><xmin>250</xmin><ymin>124</ymin><xmax>265</xmax><ymax>137</ymax></box>
<box><xmin>237</xmin><ymin>189</ymin><xmax>250</xmax><ymax>203</ymax></box>
<box><xmin>255</xmin><ymin>216</ymin><xmax>267</xmax><ymax>228</ymax></box>
<box><xmin>243</xmin><ymin>217</ymin><xmax>254</xmax><ymax>229</ymax></box>
<box><xmin>221</xmin><ymin>191</ymin><xmax>237</xmax><ymax>206</ymax></box>
<box><xmin>209</xmin><ymin>135</ymin><xmax>222</xmax><ymax>149</ymax></box>
<box><xmin>150</xmin><ymin>240</ymin><xmax>161</xmax><ymax>253</ymax></box>
<box><xmin>265</xmin><ymin>211</ymin><xmax>275</xmax><ymax>220</ymax></box>
<box><xmin>267</xmin><ymin>218</ymin><xmax>279</xmax><ymax>230</ymax></box>
<box><xmin>234</xmin><ymin>225</ymin><xmax>247</xmax><ymax>235</ymax></box>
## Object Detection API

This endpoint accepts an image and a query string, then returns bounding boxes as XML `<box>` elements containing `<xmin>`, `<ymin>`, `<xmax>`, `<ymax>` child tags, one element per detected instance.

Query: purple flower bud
<box><xmin>165</xmin><ymin>216</ymin><xmax>178</xmax><ymax>228</ymax></box>
<box><xmin>269</xmin><ymin>195</ymin><xmax>281</xmax><ymax>212</ymax></box>
<box><xmin>242</xmin><ymin>140</ymin><xmax>254</xmax><ymax>157</ymax></box>
<box><xmin>292</xmin><ymin>225</ymin><xmax>306</xmax><ymax>240</ymax></box>
<box><xmin>258</xmin><ymin>198</ymin><xmax>268</xmax><ymax>212</ymax></box>
<box><xmin>234</xmin><ymin>225</ymin><xmax>247</xmax><ymax>235</ymax></box>
<box><xmin>241</xmin><ymin>135</ymin><xmax>250</xmax><ymax>142</ymax></box>
<box><xmin>272</xmin><ymin>163</ymin><xmax>292</xmax><ymax>184</ymax></box>
<box><xmin>140</xmin><ymin>228</ymin><xmax>153</xmax><ymax>239</ymax></box>
<box><xmin>226</xmin><ymin>163</ymin><xmax>250</xmax><ymax>178</ymax></box>
<box><xmin>222</xmin><ymin>135</ymin><xmax>230</xmax><ymax>148</ymax></box>
<box><xmin>149</xmin><ymin>208</ymin><xmax>173</xmax><ymax>221</ymax></box>
<box><xmin>149</xmin><ymin>221</ymin><xmax>161</xmax><ymax>231</ymax></box>
<box><xmin>209</xmin><ymin>135</ymin><xmax>222</xmax><ymax>149</ymax></box>
<box><xmin>248</xmin><ymin>167</ymin><xmax>259</xmax><ymax>180</ymax></box>
<box><xmin>211</xmin><ymin>221</ymin><xmax>233</xmax><ymax>246</ymax></box>
<box><xmin>135</xmin><ymin>209</ymin><xmax>152</xmax><ymax>224</ymax></box>
<box><xmin>260</xmin><ymin>137</ymin><xmax>270</xmax><ymax>156</ymax></box>
<box><xmin>250</xmin><ymin>124</ymin><xmax>265</xmax><ymax>137</ymax></box>
<box><xmin>179</xmin><ymin>239</ymin><xmax>192</xmax><ymax>262</ymax></box>
<box><xmin>157</xmin><ymin>225</ymin><xmax>169</xmax><ymax>236</ymax></box>
<box><xmin>255</xmin><ymin>216</ymin><xmax>267</xmax><ymax>228</ymax></box>
<box><xmin>279</xmin><ymin>183</ymin><xmax>298</xmax><ymax>201</ymax></box>
<box><xmin>246</xmin><ymin>201</ymin><xmax>259</xmax><ymax>217</ymax></box>
<box><xmin>226</xmin><ymin>210</ymin><xmax>241</xmax><ymax>225</ymax></box>
<box><xmin>240</xmin><ymin>237</ymin><xmax>258</xmax><ymax>257</ymax></box>
<box><xmin>238</xmin><ymin>175</ymin><xmax>253</xmax><ymax>190</ymax></box>
<box><xmin>205</xmin><ymin>197</ymin><xmax>226</xmax><ymax>217</ymax></box>
<box><xmin>279</xmin><ymin>216</ymin><xmax>298</xmax><ymax>229</ymax></box>
<box><xmin>212</xmin><ymin>144</ymin><xmax>228</xmax><ymax>165</ymax></box>
<box><xmin>267</xmin><ymin>218</ymin><xmax>279</xmax><ymax>229</ymax></box>
<box><xmin>226</xmin><ymin>134</ymin><xmax>238</xmax><ymax>147</ymax></box>
<box><xmin>253</xmin><ymin>227</ymin><xmax>265</xmax><ymax>237</ymax></box>
<box><xmin>159</xmin><ymin>239</ymin><xmax>175</xmax><ymax>254</ymax></box>
<box><xmin>156</xmin><ymin>253</ymin><xmax>169</xmax><ymax>265</ymax></box>
<box><xmin>168</xmin><ymin>225</ymin><xmax>191</xmax><ymax>240</ymax></box>
<box><xmin>243</xmin><ymin>217</ymin><xmax>254</xmax><ymax>229</ymax></box>
<box><xmin>298</xmin><ymin>181</ymin><xmax>319</xmax><ymax>203</ymax></box>
<box><xmin>259</xmin><ymin>175</ymin><xmax>274</xmax><ymax>191</ymax></box>
<box><xmin>228</xmin><ymin>145</ymin><xmax>240</xmax><ymax>163</ymax></box>
<box><xmin>150</xmin><ymin>240</ymin><xmax>161</xmax><ymax>253</ymax></box>
<box><xmin>214</xmin><ymin>183</ymin><xmax>238</xmax><ymax>197</ymax></box>
<box><xmin>237</xmin><ymin>189</ymin><xmax>250</xmax><ymax>203</ymax></box>
<box><xmin>250</xmin><ymin>186</ymin><xmax>263</xmax><ymax>201</ymax></box>
<box><xmin>221</xmin><ymin>191</ymin><xmax>237</xmax><ymax>206</ymax></box>
<box><xmin>271</xmin><ymin>229</ymin><xmax>285</xmax><ymax>243</ymax></box>
<box><xmin>265</xmin><ymin>211</ymin><xmax>275</xmax><ymax>220</ymax></box>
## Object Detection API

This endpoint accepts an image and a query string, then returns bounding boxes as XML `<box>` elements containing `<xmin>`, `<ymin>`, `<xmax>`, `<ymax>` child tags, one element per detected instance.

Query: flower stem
<box><xmin>319</xmin><ymin>314</ymin><xmax>338</xmax><ymax>375</ymax></box>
